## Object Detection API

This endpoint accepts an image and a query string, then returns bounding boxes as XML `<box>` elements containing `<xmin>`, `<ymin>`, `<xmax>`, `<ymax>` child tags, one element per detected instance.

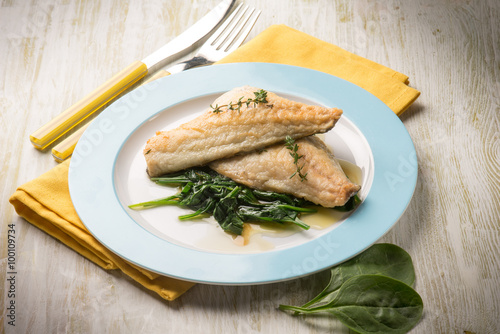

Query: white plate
<box><xmin>69</xmin><ymin>63</ymin><xmax>417</xmax><ymax>284</ymax></box>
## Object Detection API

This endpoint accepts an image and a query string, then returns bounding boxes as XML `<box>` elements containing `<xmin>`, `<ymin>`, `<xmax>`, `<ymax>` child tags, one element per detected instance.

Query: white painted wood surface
<box><xmin>1</xmin><ymin>0</ymin><xmax>499</xmax><ymax>333</ymax></box>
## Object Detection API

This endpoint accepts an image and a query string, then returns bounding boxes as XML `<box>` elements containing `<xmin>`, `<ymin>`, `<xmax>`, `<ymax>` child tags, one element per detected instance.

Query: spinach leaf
<box><xmin>252</xmin><ymin>189</ymin><xmax>307</xmax><ymax>206</ymax></box>
<box><xmin>129</xmin><ymin>167</ymin><xmax>316</xmax><ymax>235</ymax></box>
<box><xmin>333</xmin><ymin>194</ymin><xmax>361</xmax><ymax>212</ymax></box>
<box><xmin>213</xmin><ymin>187</ymin><xmax>245</xmax><ymax>235</ymax></box>
<box><xmin>280</xmin><ymin>275</ymin><xmax>423</xmax><ymax>334</ymax></box>
<box><xmin>302</xmin><ymin>243</ymin><xmax>415</xmax><ymax>308</ymax></box>
<box><xmin>279</xmin><ymin>243</ymin><xmax>423</xmax><ymax>333</ymax></box>
<box><xmin>238</xmin><ymin>204</ymin><xmax>311</xmax><ymax>230</ymax></box>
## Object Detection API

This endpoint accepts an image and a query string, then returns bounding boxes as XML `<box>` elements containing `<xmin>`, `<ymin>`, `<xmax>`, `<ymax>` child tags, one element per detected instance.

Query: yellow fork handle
<box><xmin>30</xmin><ymin>61</ymin><xmax>148</xmax><ymax>150</ymax></box>
<box><xmin>51</xmin><ymin>123</ymin><xmax>90</xmax><ymax>163</ymax></box>
<box><xmin>51</xmin><ymin>69</ymin><xmax>171</xmax><ymax>162</ymax></box>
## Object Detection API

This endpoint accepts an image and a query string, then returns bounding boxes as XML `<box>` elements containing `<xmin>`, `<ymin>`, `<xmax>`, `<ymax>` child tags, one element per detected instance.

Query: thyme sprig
<box><xmin>211</xmin><ymin>89</ymin><xmax>270</xmax><ymax>113</ymax></box>
<box><xmin>285</xmin><ymin>136</ymin><xmax>308</xmax><ymax>182</ymax></box>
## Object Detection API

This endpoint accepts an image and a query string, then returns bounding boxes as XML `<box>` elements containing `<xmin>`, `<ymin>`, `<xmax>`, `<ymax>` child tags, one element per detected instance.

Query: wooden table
<box><xmin>1</xmin><ymin>0</ymin><xmax>499</xmax><ymax>333</ymax></box>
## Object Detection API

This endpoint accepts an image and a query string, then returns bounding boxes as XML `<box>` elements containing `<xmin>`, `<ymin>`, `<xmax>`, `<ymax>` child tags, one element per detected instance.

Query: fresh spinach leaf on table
<box><xmin>301</xmin><ymin>243</ymin><xmax>416</xmax><ymax>308</ymax></box>
<box><xmin>280</xmin><ymin>275</ymin><xmax>423</xmax><ymax>334</ymax></box>
<box><xmin>279</xmin><ymin>243</ymin><xmax>423</xmax><ymax>334</ymax></box>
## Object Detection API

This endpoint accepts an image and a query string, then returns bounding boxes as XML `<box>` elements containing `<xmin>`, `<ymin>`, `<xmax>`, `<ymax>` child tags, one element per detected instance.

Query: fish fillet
<box><xmin>144</xmin><ymin>86</ymin><xmax>343</xmax><ymax>177</ymax></box>
<box><xmin>209</xmin><ymin>136</ymin><xmax>360</xmax><ymax>207</ymax></box>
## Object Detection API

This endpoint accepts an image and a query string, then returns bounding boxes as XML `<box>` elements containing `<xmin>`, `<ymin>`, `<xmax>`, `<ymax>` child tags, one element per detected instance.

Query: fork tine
<box><xmin>205</xmin><ymin>3</ymin><xmax>245</xmax><ymax>47</ymax></box>
<box><xmin>165</xmin><ymin>3</ymin><xmax>260</xmax><ymax>74</ymax></box>
<box><xmin>215</xmin><ymin>5</ymin><xmax>250</xmax><ymax>50</ymax></box>
<box><xmin>222</xmin><ymin>8</ymin><xmax>260</xmax><ymax>53</ymax></box>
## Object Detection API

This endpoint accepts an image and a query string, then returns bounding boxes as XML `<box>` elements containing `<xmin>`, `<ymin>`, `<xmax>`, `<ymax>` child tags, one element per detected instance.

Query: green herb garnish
<box><xmin>285</xmin><ymin>136</ymin><xmax>308</xmax><ymax>181</ymax></box>
<box><xmin>211</xmin><ymin>89</ymin><xmax>270</xmax><ymax>113</ymax></box>
<box><xmin>279</xmin><ymin>243</ymin><xmax>423</xmax><ymax>334</ymax></box>
<box><xmin>129</xmin><ymin>167</ymin><xmax>315</xmax><ymax>235</ymax></box>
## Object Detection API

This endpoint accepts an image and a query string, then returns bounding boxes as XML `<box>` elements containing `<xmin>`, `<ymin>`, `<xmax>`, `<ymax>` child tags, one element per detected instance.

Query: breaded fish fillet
<box><xmin>144</xmin><ymin>86</ymin><xmax>343</xmax><ymax>177</ymax></box>
<box><xmin>209</xmin><ymin>136</ymin><xmax>360</xmax><ymax>207</ymax></box>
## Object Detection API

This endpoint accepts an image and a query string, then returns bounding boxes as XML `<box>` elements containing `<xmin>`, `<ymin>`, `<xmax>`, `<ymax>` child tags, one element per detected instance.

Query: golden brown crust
<box><xmin>209</xmin><ymin>136</ymin><xmax>360</xmax><ymax>207</ymax></box>
<box><xmin>144</xmin><ymin>86</ymin><xmax>342</xmax><ymax>177</ymax></box>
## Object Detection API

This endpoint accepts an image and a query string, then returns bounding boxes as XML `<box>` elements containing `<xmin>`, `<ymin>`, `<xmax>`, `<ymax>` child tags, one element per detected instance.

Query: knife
<box><xmin>51</xmin><ymin>70</ymin><xmax>171</xmax><ymax>163</ymax></box>
<box><xmin>30</xmin><ymin>0</ymin><xmax>235</xmax><ymax>150</ymax></box>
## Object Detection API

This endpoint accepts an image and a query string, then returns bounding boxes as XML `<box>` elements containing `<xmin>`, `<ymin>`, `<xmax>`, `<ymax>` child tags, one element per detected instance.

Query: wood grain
<box><xmin>1</xmin><ymin>0</ymin><xmax>499</xmax><ymax>333</ymax></box>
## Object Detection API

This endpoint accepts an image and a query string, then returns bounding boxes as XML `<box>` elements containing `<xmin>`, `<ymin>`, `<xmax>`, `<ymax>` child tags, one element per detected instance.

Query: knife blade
<box><xmin>30</xmin><ymin>0</ymin><xmax>235</xmax><ymax>150</ymax></box>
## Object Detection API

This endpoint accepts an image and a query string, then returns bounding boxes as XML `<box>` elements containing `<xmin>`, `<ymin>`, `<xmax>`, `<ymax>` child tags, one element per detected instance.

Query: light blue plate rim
<box><xmin>68</xmin><ymin>63</ymin><xmax>417</xmax><ymax>285</ymax></box>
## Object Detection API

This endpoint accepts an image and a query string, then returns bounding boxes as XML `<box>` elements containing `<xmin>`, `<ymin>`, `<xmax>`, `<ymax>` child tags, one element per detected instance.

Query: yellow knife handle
<box><xmin>30</xmin><ymin>60</ymin><xmax>148</xmax><ymax>150</ymax></box>
<box><xmin>51</xmin><ymin>69</ymin><xmax>171</xmax><ymax>162</ymax></box>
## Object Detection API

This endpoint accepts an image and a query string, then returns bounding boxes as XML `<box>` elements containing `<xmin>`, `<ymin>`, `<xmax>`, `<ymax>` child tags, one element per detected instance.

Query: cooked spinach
<box><xmin>279</xmin><ymin>243</ymin><xmax>423</xmax><ymax>334</ymax></box>
<box><xmin>128</xmin><ymin>167</ymin><xmax>316</xmax><ymax>235</ymax></box>
<box><xmin>333</xmin><ymin>193</ymin><xmax>361</xmax><ymax>212</ymax></box>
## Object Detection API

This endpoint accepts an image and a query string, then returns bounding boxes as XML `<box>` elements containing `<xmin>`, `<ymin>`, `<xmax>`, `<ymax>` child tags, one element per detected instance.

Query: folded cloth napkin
<box><xmin>9</xmin><ymin>159</ymin><xmax>195</xmax><ymax>300</ymax></box>
<box><xmin>217</xmin><ymin>24</ymin><xmax>420</xmax><ymax>115</ymax></box>
<box><xmin>9</xmin><ymin>24</ymin><xmax>420</xmax><ymax>301</ymax></box>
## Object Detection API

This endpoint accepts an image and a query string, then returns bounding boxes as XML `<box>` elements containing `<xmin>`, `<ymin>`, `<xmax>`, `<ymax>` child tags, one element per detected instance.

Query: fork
<box><xmin>166</xmin><ymin>3</ymin><xmax>260</xmax><ymax>74</ymax></box>
<box><xmin>51</xmin><ymin>3</ymin><xmax>261</xmax><ymax>162</ymax></box>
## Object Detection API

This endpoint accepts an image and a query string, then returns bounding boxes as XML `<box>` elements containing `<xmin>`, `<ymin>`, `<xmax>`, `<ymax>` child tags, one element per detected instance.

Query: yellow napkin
<box><xmin>9</xmin><ymin>160</ymin><xmax>194</xmax><ymax>300</ymax></box>
<box><xmin>9</xmin><ymin>24</ymin><xmax>420</xmax><ymax>301</ymax></box>
<box><xmin>217</xmin><ymin>24</ymin><xmax>420</xmax><ymax>115</ymax></box>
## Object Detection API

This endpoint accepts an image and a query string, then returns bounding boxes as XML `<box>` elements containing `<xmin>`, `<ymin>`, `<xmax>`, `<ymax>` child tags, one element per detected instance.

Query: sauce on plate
<box><xmin>194</xmin><ymin>159</ymin><xmax>362</xmax><ymax>253</ymax></box>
